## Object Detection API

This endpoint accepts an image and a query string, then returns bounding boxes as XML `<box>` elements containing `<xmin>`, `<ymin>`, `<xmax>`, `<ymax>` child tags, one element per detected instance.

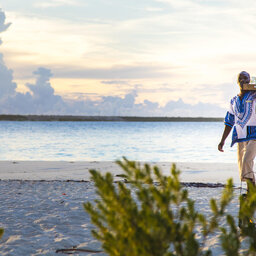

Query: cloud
<box><xmin>0</xmin><ymin>53</ymin><xmax>17</xmax><ymax>100</ymax></box>
<box><xmin>0</xmin><ymin>9</ymin><xmax>11</xmax><ymax>35</ymax></box>
<box><xmin>53</xmin><ymin>64</ymin><xmax>173</xmax><ymax>79</ymax></box>
<box><xmin>63</xmin><ymin>91</ymin><xmax>225</xmax><ymax>117</ymax></box>
<box><xmin>155</xmin><ymin>0</ymin><xmax>198</xmax><ymax>9</ymax></box>
<box><xmin>34</xmin><ymin>0</ymin><xmax>81</xmax><ymax>8</ymax></box>
<box><xmin>145</xmin><ymin>7</ymin><xmax>164</xmax><ymax>12</ymax></box>
<box><xmin>101</xmin><ymin>80</ymin><xmax>129</xmax><ymax>85</ymax></box>
<box><xmin>0</xmin><ymin>9</ymin><xmax>16</xmax><ymax>100</ymax></box>
<box><xmin>24</xmin><ymin>67</ymin><xmax>65</xmax><ymax>113</ymax></box>
<box><xmin>26</xmin><ymin>68</ymin><xmax>54</xmax><ymax>98</ymax></box>
<box><xmin>0</xmin><ymin>8</ymin><xmax>227</xmax><ymax>117</ymax></box>
<box><xmin>163</xmin><ymin>98</ymin><xmax>226</xmax><ymax>117</ymax></box>
<box><xmin>0</xmin><ymin>67</ymin><xmax>65</xmax><ymax>114</ymax></box>
<box><xmin>191</xmin><ymin>83</ymin><xmax>239</xmax><ymax>109</ymax></box>
<box><xmin>0</xmin><ymin>62</ymin><xmax>226</xmax><ymax>116</ymax></box>
<box><xmin>4</xmin><ymin>0</ymin><xmax>256</xmax><ymax>93</ymax></box>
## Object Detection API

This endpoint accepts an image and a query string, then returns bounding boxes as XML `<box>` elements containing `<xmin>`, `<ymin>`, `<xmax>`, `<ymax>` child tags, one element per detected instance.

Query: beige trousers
<box><xmin>237</xmin><ymin>140</ymin><xmax>256</xmax><ymax>182</ymax></box>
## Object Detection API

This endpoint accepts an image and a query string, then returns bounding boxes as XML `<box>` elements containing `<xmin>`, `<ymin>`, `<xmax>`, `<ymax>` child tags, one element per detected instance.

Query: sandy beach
<box><xmin>0</xmin><ymin>161</ymin><xmax>248</xmax><ymax>255</ymax></box>
<box><xmin>0</xmin><ymin>161</ymin><xmax>241</xmax><ymax>184</ymax></box>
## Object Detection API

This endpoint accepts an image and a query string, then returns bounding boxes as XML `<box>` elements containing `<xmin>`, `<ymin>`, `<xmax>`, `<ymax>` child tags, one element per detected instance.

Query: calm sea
<box><xmin>0</xmin><ymin>121</ymin><xmax>236</xmax><ymax>163</ymax></box>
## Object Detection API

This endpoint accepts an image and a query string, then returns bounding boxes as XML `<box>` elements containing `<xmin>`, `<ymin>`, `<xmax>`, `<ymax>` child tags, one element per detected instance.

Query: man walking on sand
<box><xmin>218</xmin><ymin>71</ymin><xmax>256</xmax><ymax>189</ymax></box>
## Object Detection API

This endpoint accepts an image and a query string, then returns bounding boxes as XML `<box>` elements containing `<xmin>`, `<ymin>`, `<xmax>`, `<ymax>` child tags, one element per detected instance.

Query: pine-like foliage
<box><xmin>84</xmin><ymin>158</ymin><xmax>256</xmax><ymax>256</ymax></box>
<box><xmin>0</xmin><ymin>228</ymin><xmax>4</xmax><ymax>239</ymax></box>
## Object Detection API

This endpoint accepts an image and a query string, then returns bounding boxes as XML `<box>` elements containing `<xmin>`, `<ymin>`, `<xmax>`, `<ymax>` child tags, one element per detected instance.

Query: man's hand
<box><xmin>218</xmin><ymin>142</ymin><xmax>224</xmax><ymax>152</ymax></box>
<box><xmin>218</xmin><ymin>125</ymin><xmax>231</xmax><ymax>152</ymax></box>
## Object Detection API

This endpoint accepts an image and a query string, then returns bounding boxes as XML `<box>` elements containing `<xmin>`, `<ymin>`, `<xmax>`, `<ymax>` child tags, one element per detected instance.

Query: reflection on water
<box><xmin>0</xmin><ymin>121</ymin><xmax>236</xmax><ymax>162</ymax></box>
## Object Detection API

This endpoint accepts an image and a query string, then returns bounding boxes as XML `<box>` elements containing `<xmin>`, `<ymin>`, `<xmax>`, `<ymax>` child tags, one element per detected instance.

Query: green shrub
<box><xmin>84</xmin><ymin>158</ymin><xmax>256</xmax><ymax>256</ymax></box>
<box><xmin>0</xmin><ymin>228</ymin><xmax>4</xmax><ymax>239</ymax></box>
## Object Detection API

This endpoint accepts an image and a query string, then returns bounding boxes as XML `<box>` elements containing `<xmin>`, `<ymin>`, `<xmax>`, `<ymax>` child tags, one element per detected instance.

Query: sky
<box><xmin>0</xmin><ymin>0</ymin><xmax>255</xmax><ymax>116</ymax></box>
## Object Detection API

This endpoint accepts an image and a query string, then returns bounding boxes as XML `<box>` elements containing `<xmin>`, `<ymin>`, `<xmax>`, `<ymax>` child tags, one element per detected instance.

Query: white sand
<box><xmin>0</xmin><ymin>161</ymin><xmax>248</xmax><ymax>255</ymax></box>
<box><xmin>0</xmin><ymin>161</ymin><xmax>241</xmax><ymax>184</ymax></box>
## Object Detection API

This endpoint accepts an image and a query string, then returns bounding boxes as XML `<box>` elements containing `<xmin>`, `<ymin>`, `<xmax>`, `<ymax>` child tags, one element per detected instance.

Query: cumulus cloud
<box><xmin>0</xmin><ymin>53</ymin><xmax>17</xmax><ymax>100</ymax></box>
<box><xmin>0</xmin><ymin>10</ymin><xmax>11</xmax><ymax>36</ymax></box>
<box><xmin>24</xmin><ymin>67</ymin><xmax>65</xmax><ymax>113</ymax></box>
<box><xmin>0</xmin><ymin>67</ymin><xmax>65</xmax><ymax>114</ymax></box>
<box><xmin>0</xmin><ymin>9</ymin><xmax>226</xmax><ymax>117</ymax></box>
<box><xmin>63</xmin><ymin>92</ymin><xmax>225</xmax><ymax>117</ymax></box>
<box><xmin>0</xmin><ymin>10</ymin><xmax>65</xmax><ymax>115</ymax></box>
<box><xmin>27</xmin><ymin>68</ymin><xmax>54</xmax><ymax>97</ymax></box>
<box><xmin>163</xmin><ymin>98</ymin><xmax>226</xmax><ymax>117</ymax></box>
<box><xmin>0</xmin><ymin>54</ymin><xmax>226</xmax><ymax>116</ymax></box>
<box><xmin>0</xmin><ymin>10</ymin><xmax>16</xmax><ymax>100</ymax></box>
<box><xmin>0</xmin><ymin>65</ymin><xmax>226</xmax><ymax>116</ymax></box>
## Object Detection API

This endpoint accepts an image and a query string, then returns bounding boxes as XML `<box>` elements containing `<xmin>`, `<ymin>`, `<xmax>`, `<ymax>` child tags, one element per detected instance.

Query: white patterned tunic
<box><xmin>224</xmin><ymin>91</ymin><xmax>256</xmax><ymax>146</ymax></box>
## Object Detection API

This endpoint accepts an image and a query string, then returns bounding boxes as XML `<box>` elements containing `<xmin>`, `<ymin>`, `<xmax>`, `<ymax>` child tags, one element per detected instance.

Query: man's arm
<box><xmin>218</xmin><ymin>125</ymin><xmax>232</xmax><ymax>152</ymax></box>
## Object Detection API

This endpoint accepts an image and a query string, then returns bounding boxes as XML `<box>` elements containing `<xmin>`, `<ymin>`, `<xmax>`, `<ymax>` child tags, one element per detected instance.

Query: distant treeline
<box><xmin>0</xmin><ymin>115</ymin><xmax>223</xmax><ymax>122</ymax></box>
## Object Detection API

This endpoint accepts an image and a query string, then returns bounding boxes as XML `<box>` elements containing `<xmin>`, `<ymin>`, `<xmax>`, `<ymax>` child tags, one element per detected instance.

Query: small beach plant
<box><xmin>84</xmin><ymin>158</ymin><xmax>256</xmax><ymax>256</ymax></box>
<box><xmin>237</xmin><ymin>182</ymin><xmax>256</xmax><ymax>254</ymax></box>
<box><xmin>0</xmin><ymin>228</ymin><xmax>4</xmax><ymax>239</ymax></box>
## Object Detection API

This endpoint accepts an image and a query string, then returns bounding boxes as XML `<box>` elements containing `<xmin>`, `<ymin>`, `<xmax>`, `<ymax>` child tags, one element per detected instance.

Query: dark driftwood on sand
<box><xmin>56</xmin><ymin>248</ymin><xmax>103</xmax><ymax>254</ymax></box>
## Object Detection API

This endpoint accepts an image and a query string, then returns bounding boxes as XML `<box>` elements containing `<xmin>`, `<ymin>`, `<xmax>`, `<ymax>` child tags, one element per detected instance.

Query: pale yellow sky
<box><xmin>0</xmin><ymin>0</ymin><xmax>256</xmax><ymax>115</ymax></box>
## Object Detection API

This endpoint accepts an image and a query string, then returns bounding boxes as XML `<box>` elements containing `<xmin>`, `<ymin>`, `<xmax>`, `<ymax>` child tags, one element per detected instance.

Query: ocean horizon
<box><xmin>0</xmin><ymin>114</ymin><xmax>223</xmax><ymax>122</ymax></box>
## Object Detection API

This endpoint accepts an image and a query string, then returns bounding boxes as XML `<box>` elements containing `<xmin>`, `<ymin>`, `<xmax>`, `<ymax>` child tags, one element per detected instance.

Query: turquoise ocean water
<box><xmin>0</xmin><ymin>121</ymin><xmax>236</xmax><ymax>163</ymax></box>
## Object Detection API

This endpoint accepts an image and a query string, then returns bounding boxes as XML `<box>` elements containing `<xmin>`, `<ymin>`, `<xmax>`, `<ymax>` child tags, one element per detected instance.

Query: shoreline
<box><xmin>0</xmin><ymin>161</ymin><xmax>241</xmax><ymax>185</ymax></box>
<box><xmin>0</xmin><ymin>179</ymin><xmax>226</xmax><ymax>188</ymax></box>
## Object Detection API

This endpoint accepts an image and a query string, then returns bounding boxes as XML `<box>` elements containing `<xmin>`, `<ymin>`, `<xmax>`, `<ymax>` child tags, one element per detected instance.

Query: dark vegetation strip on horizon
<box><xmin>0</xmin><ymin>115</ymin><xmax>223</xmax><ymax>122</ymax></box>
